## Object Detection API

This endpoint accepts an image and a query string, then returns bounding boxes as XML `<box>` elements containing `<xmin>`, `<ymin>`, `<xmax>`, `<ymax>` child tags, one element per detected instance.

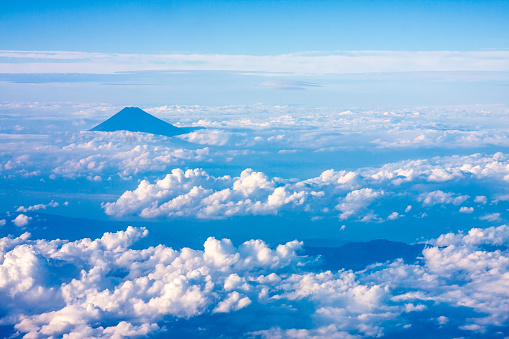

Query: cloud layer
<box><xmin>103</xmin><ymin>152</ymin><xmax>509</xmax><ymax>222</ymax></box>
<box><xmin>1</xmin><ymin>224</ymin><xmax>509</xmax><ymax>337</ymax></box>
<box><xmin>1</xmin><ymin>50</ymin><xmax>509</xmax><ymax>75</ymax></box>
<box><xmin>2</xmin><ymin>103</ymin><xmax>509</xmax><ymax>184</ymax></box>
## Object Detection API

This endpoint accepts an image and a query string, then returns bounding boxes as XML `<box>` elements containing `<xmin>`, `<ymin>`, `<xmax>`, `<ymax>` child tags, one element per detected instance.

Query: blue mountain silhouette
<box><xmin>91</xmin><ymin>107</ymin><xmax>187</xmax><ymax>137</ymax></box>
<box><xmin>305</xmin><ymin>239</ymin><xmax>425</xmax><ymax>271</ymax></box>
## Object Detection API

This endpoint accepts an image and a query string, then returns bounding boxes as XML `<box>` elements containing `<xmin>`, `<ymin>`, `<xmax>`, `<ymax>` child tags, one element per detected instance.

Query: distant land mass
<box><xmin>305</xmin><ymin>239</ymin><xmax>425</xmax><ymax>271</ymax></box>
<box><xmin>91</xmin><ymin>107</ymin><xmax>191</xmax><ymax>137</ymax></box>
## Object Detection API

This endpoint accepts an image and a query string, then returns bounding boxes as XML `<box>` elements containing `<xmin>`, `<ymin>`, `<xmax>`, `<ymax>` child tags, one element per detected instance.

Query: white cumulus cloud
<box><xmin>12</xmin><ymin>214</ymin><xmax>31</xmax><ymax>227</ymax></box>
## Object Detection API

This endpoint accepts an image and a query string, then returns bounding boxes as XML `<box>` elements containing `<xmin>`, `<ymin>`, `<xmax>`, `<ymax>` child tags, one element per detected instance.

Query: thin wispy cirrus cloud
<box><xmin>258</xmin><ymin>80</ymin><xmax>321</xmax><ymax>90</ymax></box>
<box><xmin>1</xmin><ymin>50</ymin><xmax>509</xmax><ymax>75</ymax></box>
<box><xmin>2</xmin><ymin>50</ymin><xmax>507</xmax><ymax>107</ymax></box>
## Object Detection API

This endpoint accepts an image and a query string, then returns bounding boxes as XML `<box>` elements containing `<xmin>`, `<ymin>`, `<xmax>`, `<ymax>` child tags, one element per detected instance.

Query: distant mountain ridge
<box><xmin>305</xmin><ymin>239</ymin><xmax>425</xmax><ymax>271</ymax></box>
<box><xmin>91</xmin><ymin>107</ymin><xmax>188</xmax><ymax>137</ymax></box>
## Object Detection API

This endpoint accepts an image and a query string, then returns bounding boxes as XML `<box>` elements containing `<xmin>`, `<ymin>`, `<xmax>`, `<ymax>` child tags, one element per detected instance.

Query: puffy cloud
<box><xmin>151</xmin><ymin>105</ymin><xmax>509</xmax><ymax>153</ymax></box>
<box><xmin>387</xmin><ymin>212</ymin><xmax>400</xmax><ymax>220</ymax></box>
<box><xmin>53</xmin><ymin>134</ymin><xmax>211</xmax><ymax>179</ymax></box>
<box><xmin>434</xmin><ymin>225</ymin><xmax>509</xmax><ymax>247</ymax></box>
<box><xmin>0</xmin><ymin>128</ymin><xmax>213</xmax><ymax>181</ymax></box>
<box><xmin>302</xmin><ymin>169</ymin><xmax>359</xmax><ymax>189</ymax></box>
<box><xmin>4</xmin><ymin>103</ymin><xmax>509</xmax><ymax>184</ymax></box>
<box><xmin>367</xmin><ymin>152</ymin><xmax>509</xmax><ymax>185</ymax></box>
<box><xmin>0</xmin><ymin>227</ymin><xmax>308</xmax><ymax>338</ymax></box>
<box><xmin>12</xmin><ymin>214</ymin><xmax>31</xmax><ymax>227</ymax></box>
<box><xmin>479</xmin><ymin>213</ymin><xmax>501</xmax><ymax>222</ymax></box>
<box><xmin>16</xmin><ymin>200</ymin><xmax>60</xmax><ymax>212</ymax></box>
<box><xmin>4</xmin><ymin>103</ymin><xmax>509</xmax><ymax>260</ymax></box>
<box><xmin>4</xmin><ymin>103</ymin><xmax>509</xmax><ymax>206</ymax></box>
<box><xmin>103</xmin><ymin>168</ymin><xmax>217</xmax><ymax>217</ymax></box>
<box><xmin>5</xmin><ymin>227</ymin><xmax>387</xmax><ymax>336</ymax></box>
<box><xmin>102</xmin><ymin>150</ymin><xmax>509</xmax><ymax>221</ymax></box>
<box><xmin>418</xmin><ymin>190</ymin><xmax>469</xmax><ymax>207</ymax></box>
<box><xmin>250</xmin><ymin>325</ymin><xmax>359</xmax><ymax>339</ymax></box>
<box><xmin>459</xmin><ymin>206</ymin><xmax>474</xmax><ymax>213</ymax></box>
<box><xmin>212</xmin><ymin>291</ymin><xmax>251</xmax><ymax>313</ymax></box>
<box><xmin>437</xmin><ymin>316</ymin><xmax>449</xmax><ymax>325</ymax></box>
<box><xmin>104</xmin><ymin>168</ymin><xmax>309</xmax><ymax>219</ymax></box>
<box><xmin>104</xmin><ymin>165</ymin><xmax>394</xmax><ymax>220</ymax></box>
<box><xmin>2</xmin><ymin>225</ymin><xmax>509</xmax><ymax>337</ymax></box>
<box><xmin>251</xmin><ymin>222</ymin><xmax>509</xmax><ymax>336</ymax></box>
<box><xmin>475</xmin><ymin>195</ymin><xmax>488</xmax><ymax>204</ymax></box>
<box><xmin>336</xmin><ymin>188</ymin><xmax>384</xmax><ymax>220</ymax></box>
<box><xmin>178</xmin><ymin>129</ymin><xmax>233</xmax><ymax>146</ymax></box>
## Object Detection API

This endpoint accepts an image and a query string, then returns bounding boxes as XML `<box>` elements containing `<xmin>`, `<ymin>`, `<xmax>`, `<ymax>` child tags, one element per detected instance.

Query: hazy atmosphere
<box><xmin>1</xmin><ymin>1</ymin><xmax>509</xmax><ymax>338</ymax></box>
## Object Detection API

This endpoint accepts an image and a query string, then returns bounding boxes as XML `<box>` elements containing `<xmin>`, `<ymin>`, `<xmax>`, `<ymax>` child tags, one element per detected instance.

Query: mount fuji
<box><xmin>91</xmin><ymin>107</ymin><xmax>189</xmax><ymax>137</ymax></box>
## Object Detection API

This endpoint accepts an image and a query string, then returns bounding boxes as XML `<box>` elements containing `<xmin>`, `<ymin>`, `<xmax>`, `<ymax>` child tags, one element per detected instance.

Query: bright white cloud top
<box><xmin>1</xmin><ymin>225</ymin><xmax>509</xmax><ymax>337</ymax></box>
<box><xmin>102</xmin><ymin>150</ymin><xmax>509</xmax><ymax>221</ymax></box>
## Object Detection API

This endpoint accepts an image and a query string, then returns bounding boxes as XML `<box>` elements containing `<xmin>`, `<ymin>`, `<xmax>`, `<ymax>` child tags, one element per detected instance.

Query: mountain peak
<box><xmin>90</xmin><ymin>107</ymin><xmax>185</xmax><ymax>137</ymax></box>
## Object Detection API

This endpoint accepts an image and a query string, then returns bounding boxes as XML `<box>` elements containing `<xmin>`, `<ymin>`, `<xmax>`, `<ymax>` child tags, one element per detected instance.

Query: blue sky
<box><xmin>1</xmin><ymin>0</ymin><xmax>508</xmax><ymax>107</ymax></box>
<box><xmin>1</xmin><ymin>0</ymin><xmax>508</xmax><ymax>54</ymax></box>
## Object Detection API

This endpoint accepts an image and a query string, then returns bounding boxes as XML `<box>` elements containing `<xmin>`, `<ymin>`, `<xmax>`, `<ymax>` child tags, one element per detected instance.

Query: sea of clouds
<box><xmin>1</xmin><ymin>102</ymin><xmax>509</xmax><ymax>337</ymax></box>
<box><xmin>1</xmin><ymin>225</ymin><xmax>509</xmax><ymax>337</ymax></box>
